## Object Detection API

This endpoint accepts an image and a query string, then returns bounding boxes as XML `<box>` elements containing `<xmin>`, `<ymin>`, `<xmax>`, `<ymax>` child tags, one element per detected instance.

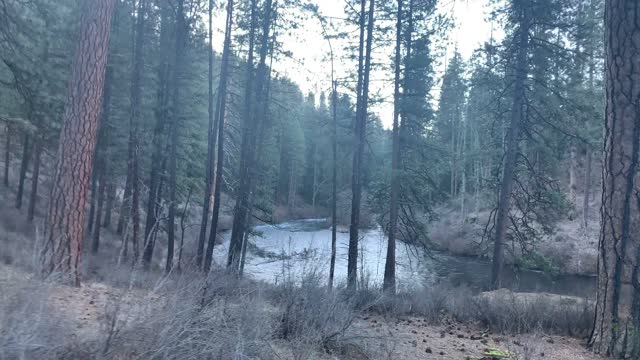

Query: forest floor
<box><xmin>0</xmin><ymin>261</ymin><xmax>605</xmax><ymax>360</ymax></box>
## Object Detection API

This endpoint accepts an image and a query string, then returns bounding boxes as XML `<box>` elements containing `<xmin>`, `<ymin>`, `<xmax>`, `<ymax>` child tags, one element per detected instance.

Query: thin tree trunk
<box><xmin>103</xmin><ymin>181</ymin><xmax>115</xmax><ymax>227</ymax></box>
<box><xmin>41</xmin><ymin>0</ymin><xmax>116</xmax><ymax>286</ymax></box>
<box><xmin>589</xmin><ymin>1</ymin><xmax>640</xmax><ymax>356</ymax></box>
<box><xmin>117</xmin><ymin>174</ymin><xmax>131</xmax><ymax>235</ymax></box>
<box><xmin>142</xmin><ymin>0</ymin><xmax>170</xmax><ymax>268</ymax></box>
<box><xmin>490</xmin><ymin>4</ymin><xmax>529</xmax><ymax>290</ymax></box>
<box><xmin>569</xmin><ymin>142</ymin><xmax>578</xmax><ymax>210</ymax></box>
<box><xmin>178</xmin><ymin>185</ymin><xmax>192</xmax><ymax>271</ymax></box>
<box><xmin>197</xmin><ymin>0</ymin><xmax>217</xmax><ymax>268</ymax></box>
<box><xmin>4</xmin><ymin>124</ymin><xmax>10</xmax><ymax>187</ymax></box>
<box><xmin>348</xmin><ymin>0</ymin><xmax>375</xmax><ymax>291</ymax></box>
<box><xmin>383</xmin><ymin>0</ymin><xmax>402</xmax><ymax>295</ymax></box>
<box><xmin>16</xmin><ymin>133</ymin><xmax>30</xmax><ymax>209</ymax></box>
<box><xmin>228</xmin><ymin>0</ymin><xmax>269</xmax><ymax>271</ymax></box>
<box><xmin>27</xmin><ymin>136</ymin><xmax>42</xmax><ymax>222</ymax></box>
<box><xmin>583</xmin><ymin>148</ymin><xmax>592</xmax><ymax>229</ymax></box>
<box><xmin>203</xmin><ymin>0</ymin><xmax>234</xmax><ymax>273</ymax></box>
<box><xmin>92</xmin><ymin>168</ymin><xmax>106</xmax><ymax>254</ymax></box>
<box><xmin>166</xmin><ymin>0</ymin><xmax>187</xmax><ymax>273</ymax></box>
<box><xmin>127</xmin><ymin>0</ymin><xmax>146</xmax><ymax>263</ymax></box>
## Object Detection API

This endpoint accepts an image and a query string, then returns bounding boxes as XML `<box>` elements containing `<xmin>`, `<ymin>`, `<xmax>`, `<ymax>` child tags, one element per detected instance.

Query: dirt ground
<box><xmin>350</xmin><ymin>315</ymin><xmax>603</xmax><ymax>360</ymax></box>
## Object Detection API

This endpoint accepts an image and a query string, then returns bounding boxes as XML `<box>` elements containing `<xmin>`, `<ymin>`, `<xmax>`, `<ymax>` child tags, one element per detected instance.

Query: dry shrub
<box><xmin>0</xmin><ymin>280</ymin><xmax>79</xmax><ymax>359</ymax></box>
<box><xmin>473</xmin><ymin>289</ymin><xmax>594</xmax><ymax>336</ymax></box>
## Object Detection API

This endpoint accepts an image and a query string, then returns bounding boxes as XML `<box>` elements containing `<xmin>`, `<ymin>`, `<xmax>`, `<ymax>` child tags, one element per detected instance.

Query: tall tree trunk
<box><xmin>383</xmin><ymin>0</ymin><xmax>402</xmax><ymax>295</ymax></box>
<box><xmin>329</xmin><ymin>80</ymin><xmax>338</xmax><ymax>290</ymax></box>
<box><xmin>490</xmin><ymin>4</ymin><xmax>529</xmax><ymax>290</ymax></box>
<box><xmin>142</xmin><ymin>0</ymin><xmax>171</xmax><ymax>268</ymax></box>
<box><xmin>197</xmin><ymin>0</ymin><xmax>217</xmax><ymax>268</ymax></box>
<box><xmin>227</xmin><ymin>0</ymin><xmax>269</xmax><ymax>271</ymax></box>
<box><xmin>41</xmin><ymin>0</ymin><xmax>116</xmax><ymax>286</ymax></box>
<box><xmin>103</xmin><ymin>181</ymin><xmax>115</xmax><ymax>227</ymax></box>
<box><xmin>589</xmin><ymin>1</ymin><xmax>640</xmax><ymax>356</ymax></box>
<box><xmin>16</xmin><ymin>133</ymin><xmax>30</xmax><ymax>209</ymax></box>
<box><xmin>178</xmin><ymin>185</ymin><xmax>192</xmax><ymax>271</ymax></box>
<box><xmin>87</xmin><ymin>159</ymin><xmax>98</xmax><ymax>232</ymax></box>
<box><xmin>569</xmin><ymin>142</ymin><xmax>578</xmax><ymax>212</ymax></box>
<box><xmin>3</xmin><ymin>123</ymin><xmax>10</xmax><ymax>187</ymax></box>
<box><xmin>117</xmin><ymin>174</ymin><xmax>131</xmax><ymax>235</ymax></box>
<box><xmin>92</xmin><ymin>166</ymin><xmax>106</xmax><ymax>254</ymax></box>
<box><xmin>91</xmin><ymin>65</ymin><xmax>112</xmax><ymax>252</ymax></box>
<box><xmin>583</xmin><ymin>148</ymin><xmax>592</xmax><ymax>229</ymax></box>
<box><xmin>27</xmin><ymin>136</ymin><xmax>42</xmax><ymax>222</ymax></box>
<box><xmin>127</xmin><ymin>0</ymin><xmax>146</xmax><ymax>263</ymax></box>
<box><xmin>204</xmin><ymin>0</ymin><xmax>235</xmax><ymax>273</ymax></box>
<box><xmin>348</xmin><ymin>0</ymin><xmax>375</xmax><ymax>291</ymax></box>
<box><xmin>166</xmin><ymin>0</ymin><xmax>187</xmax><ymax>273</ymax></box>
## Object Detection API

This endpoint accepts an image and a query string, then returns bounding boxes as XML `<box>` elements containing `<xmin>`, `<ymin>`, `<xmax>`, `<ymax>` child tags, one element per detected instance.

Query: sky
<box><xmin>212</xmin><ymin>0</ymin><xmax>497</xmax><ymax>129</ymax></box>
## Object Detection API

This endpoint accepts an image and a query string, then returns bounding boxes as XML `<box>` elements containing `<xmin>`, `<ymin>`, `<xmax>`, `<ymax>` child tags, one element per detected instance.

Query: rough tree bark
<box><xmin>348</xmin><ymin>0</ymin><xmax>374</xmax><ymax>291</ymax></box>
<box><xmin>41</xmin><ymin>0</ymin><xmax>116</xmax><ymax>286</ymax></box>
<box><xmin>589</xmin><ymin>0</ymin><xmax>640</xmax><ymax>357</ymax></box>
<box><xmin>490</xmin><ymin>3</ymin><xmax>530</xmax><ymax>289</ymax></box>
<box><xmin>383</xmin><ymin>0</ymin><xmax>402</xmax><ymax>295</ymax></box>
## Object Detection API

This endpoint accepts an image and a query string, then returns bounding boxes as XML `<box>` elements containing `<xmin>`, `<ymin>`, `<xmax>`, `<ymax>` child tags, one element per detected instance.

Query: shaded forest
<box><xmin>0</xmin><ymin>0</ymin><xmax>639</xmax><ymax>359</ymax></box>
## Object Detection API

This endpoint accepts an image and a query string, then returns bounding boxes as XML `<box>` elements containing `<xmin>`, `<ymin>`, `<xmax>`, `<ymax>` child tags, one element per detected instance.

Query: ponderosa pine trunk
<box><xmin>383</xmin><ymin>0</ymin><xmax>402</xmax><ymax>295</ymax></box>
<box><xmin>348</xmin><ymin>0</ymin><xmax>374</xmax><ymax>291</ymax></box>
<box><xmin>27</xmin><ymin>136</ymin><xmax>42</xmax><ymax>223</ymax></box>
<box><xmin>16</xmin><ymin>133</ymin><xmax>30</xmax><ymax>209</ymax></box>
<box><xmin>490</xmin><ymin>3</ymin><xmax>530</xmax><ymax>290</ymax></box>
<box><xmin>41</xmin><ymin>0</ymin><xmax>115</xmax><ymax>286</ymax></box>
<box><xmin>166</xmin><ymin>0</ymin><xmax>187</xmax><ymax>273</ymax></box>
<box><xmin>589</xmin><ymin>0</ymin><xmax>640</xmax><ymax>357</ymax></box>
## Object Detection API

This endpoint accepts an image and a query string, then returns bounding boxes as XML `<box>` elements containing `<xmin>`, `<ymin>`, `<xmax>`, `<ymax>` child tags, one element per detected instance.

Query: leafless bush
<box><xmin>379</xmin><ymin>284</ymin><xmax>475</xmax><ymax>323</ymax></box>
<box><xmin>270</xmin><ymin>271</ymin><xmax>373</xmax><ymax>359</ymax></box>
<box><xmin>473</xmin><ymin>290</ymin><xmax>594</xmax><ymax>336</ymax></box>
<box><xmin>102</xmin><ymin>273</ymin><xmax>278</xmax><ymax>360</ymax></box>
<box><xmin>0</xmin><ymin>280</ymin><xmax>79</xmax><ymax>359</ymax></box>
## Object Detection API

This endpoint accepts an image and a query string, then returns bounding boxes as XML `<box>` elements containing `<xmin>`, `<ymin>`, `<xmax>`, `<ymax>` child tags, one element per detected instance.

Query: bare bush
<box><xmin>473</xmin><ymin>289</ymin><xmax>594</xmax><ymax>336</ymax></box>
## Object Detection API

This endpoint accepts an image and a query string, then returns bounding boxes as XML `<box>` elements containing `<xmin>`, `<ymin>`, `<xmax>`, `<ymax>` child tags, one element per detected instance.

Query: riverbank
<box><xmin>428</xmin><ymin>196</ymin><xmax>600</xmax><ymax>277</ymax></box>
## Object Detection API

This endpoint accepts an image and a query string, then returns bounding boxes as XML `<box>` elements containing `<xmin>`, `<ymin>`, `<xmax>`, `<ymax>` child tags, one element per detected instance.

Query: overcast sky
<box><xmin>212</xmin><ymin>0</ymin><xmax>497</xmax><ymax>128</ymax></box>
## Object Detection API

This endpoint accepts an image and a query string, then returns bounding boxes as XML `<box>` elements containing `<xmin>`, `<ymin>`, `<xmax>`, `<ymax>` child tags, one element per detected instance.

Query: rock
<box><xmin>457</xmin><ymin>334</ymin><xmax>465</xmax><ymax>338</ymax></box>
<box><xmin>425</xmin><ymin>347</ymin><xmax>432</xmax><ymax>353</ymax></box>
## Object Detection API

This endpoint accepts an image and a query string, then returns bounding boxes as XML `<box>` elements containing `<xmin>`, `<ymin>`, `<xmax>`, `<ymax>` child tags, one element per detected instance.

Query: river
<box><xmin>213</xmin><ymin>219</ymin><xmax>596</xmax><ymax>298</ymax></box>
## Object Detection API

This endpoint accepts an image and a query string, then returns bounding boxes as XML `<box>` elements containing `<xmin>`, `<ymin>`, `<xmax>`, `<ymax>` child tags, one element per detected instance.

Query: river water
<box><xmin>213</xmin><ymin>219</ymin><xmax>596</xmax><ymax>298</ymax></box>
